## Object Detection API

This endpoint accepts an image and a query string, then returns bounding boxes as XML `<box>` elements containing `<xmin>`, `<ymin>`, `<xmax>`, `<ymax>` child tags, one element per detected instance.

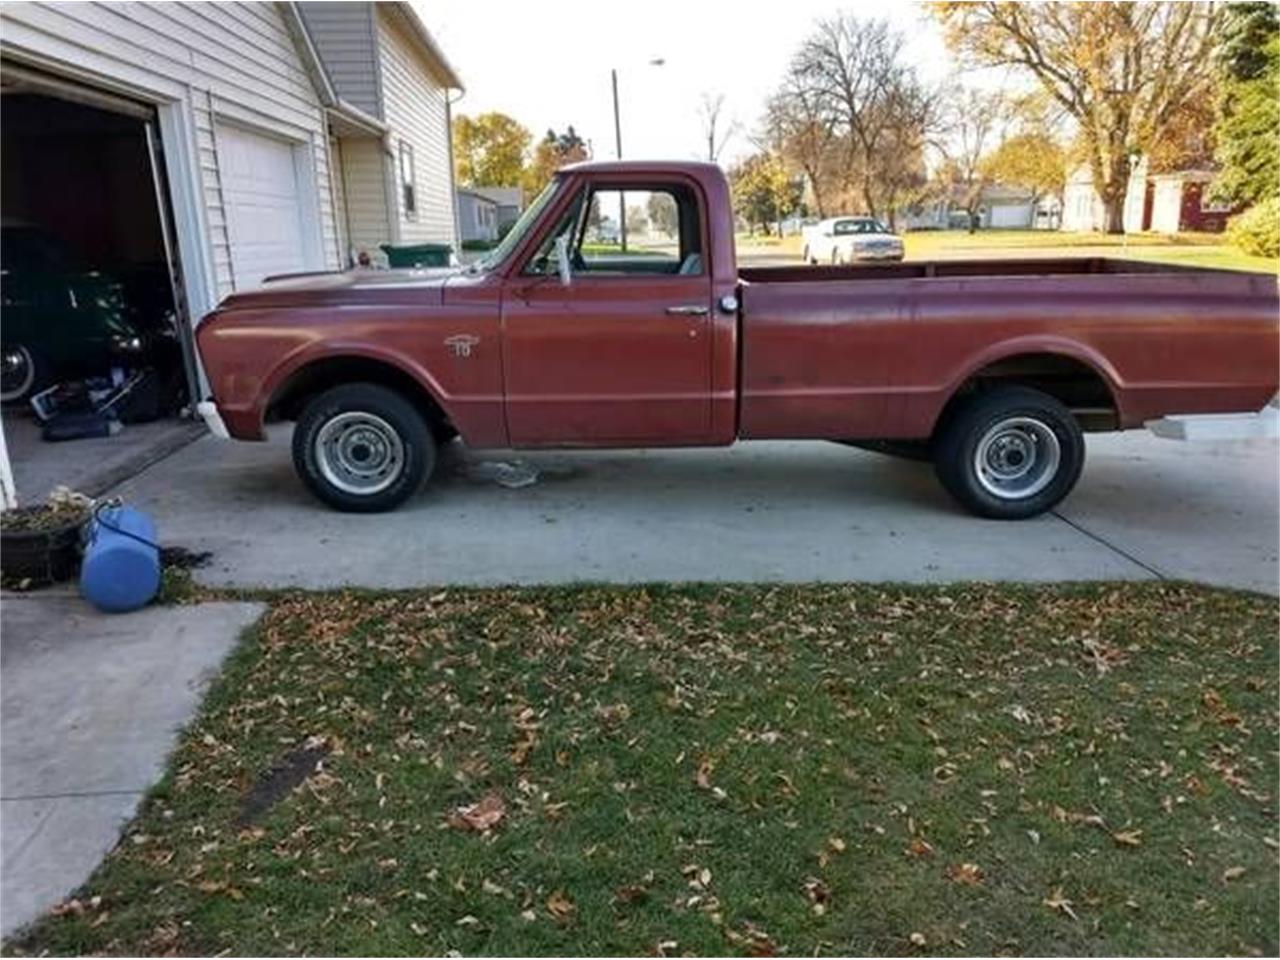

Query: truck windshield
<box><xmin>469</xmin><ymin>179</ymin><xmax>561</xmax><ymax>273</ymax></box>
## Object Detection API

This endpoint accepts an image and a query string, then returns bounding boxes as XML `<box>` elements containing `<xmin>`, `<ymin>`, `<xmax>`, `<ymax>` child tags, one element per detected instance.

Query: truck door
<box><xmin>501</xmin><ymin>177</ymin><xmax>713</xmax><ymax>445</ymax></box>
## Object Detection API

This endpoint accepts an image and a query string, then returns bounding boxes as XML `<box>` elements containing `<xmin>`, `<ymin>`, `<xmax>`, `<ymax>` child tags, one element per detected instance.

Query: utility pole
<box><xmin>612</xmin><ymin>68</ymin><xmax>626</xmax><ymax>251</ymax></box>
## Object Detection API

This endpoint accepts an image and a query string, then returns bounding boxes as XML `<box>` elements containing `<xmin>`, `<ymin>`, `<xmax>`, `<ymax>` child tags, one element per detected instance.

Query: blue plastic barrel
<box><xmin>79</xmin><ymin>506</ymin><xmax>161</xmax><ymax>613</ymax></box>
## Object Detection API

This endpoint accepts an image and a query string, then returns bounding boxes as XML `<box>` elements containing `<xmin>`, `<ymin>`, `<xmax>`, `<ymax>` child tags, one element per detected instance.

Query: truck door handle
<box><xmin>665</xmin><ymin>304</ymin><xmax>709</xmax><ymax>316</ymax></box>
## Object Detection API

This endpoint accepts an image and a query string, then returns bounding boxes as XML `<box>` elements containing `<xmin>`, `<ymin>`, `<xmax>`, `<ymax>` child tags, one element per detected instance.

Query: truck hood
<box><xmin>216</xmin><ymin>267</ymin><xmax>461</xmax><ymax>311</ymax></box>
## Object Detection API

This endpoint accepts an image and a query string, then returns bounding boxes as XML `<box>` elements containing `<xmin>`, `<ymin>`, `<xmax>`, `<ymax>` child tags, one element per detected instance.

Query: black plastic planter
<box><xmin>1</xmin><ymin>509</ymin><xmax>88</xmax><ymax>584</ymax></box>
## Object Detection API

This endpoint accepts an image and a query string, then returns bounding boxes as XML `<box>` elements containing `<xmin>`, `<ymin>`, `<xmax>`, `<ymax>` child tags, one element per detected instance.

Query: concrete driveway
<box><xmin>1</xmin><ymin>593</ymin><xmax>263</xmax><ymax>938</ymax></box>
<box><xmin>111</xmin><ymin>427</ymin><xmax>1278</xmax><ymax>594</ymax></box>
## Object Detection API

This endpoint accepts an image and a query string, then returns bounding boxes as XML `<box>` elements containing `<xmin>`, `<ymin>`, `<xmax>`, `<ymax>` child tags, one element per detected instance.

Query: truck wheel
<box><xmin>933</xmin><ymin>386</ymin><xmax>1084</xmax><ymax>520</ymax></box>
<box><xmin>1</xmin><ymin>344</ymin><xmax>42</xmax><ymax>403</ymax></box>
<box><xmin>292</xmin><ymin>383</ymin><xmax>435</xmax><ymax>513</ymax></box>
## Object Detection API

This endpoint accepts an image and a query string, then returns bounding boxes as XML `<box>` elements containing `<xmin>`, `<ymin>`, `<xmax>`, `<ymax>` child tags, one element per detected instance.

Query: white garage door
<box><xmin>987</xmin><ymin>203</ymin><xmax>1031</xmax><ymax>229</ymax></box>
<box><xmin>217</xmin><ymin>124</ymin><xmax>308</xmax><ymax>288</ymax></box>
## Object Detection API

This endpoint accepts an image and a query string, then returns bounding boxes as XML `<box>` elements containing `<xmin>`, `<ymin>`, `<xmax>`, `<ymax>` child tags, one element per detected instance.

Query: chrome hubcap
<box><xmin>1</xmin><ymin>345</ymin><xmax>34</xmax><ymax>400</ymax></box>
<box><xmin>973</xmin><ymin>416</ymin><xmax>1061</xmax><ymax>500</ymax></box>
<box><xmin>314</xmin><ymin>411</ymin><xmax>405</xmax><ymax>495</ymax></box>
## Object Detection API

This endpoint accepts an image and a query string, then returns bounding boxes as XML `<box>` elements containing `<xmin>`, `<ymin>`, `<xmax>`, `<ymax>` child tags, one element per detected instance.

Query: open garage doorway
<box><xmin>1</xmin><ymin>70</ymin><xmax>203</xmax><ymax>504</ymax></box>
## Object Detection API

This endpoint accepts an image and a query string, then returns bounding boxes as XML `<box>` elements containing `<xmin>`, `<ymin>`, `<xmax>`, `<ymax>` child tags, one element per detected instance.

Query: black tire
<box><xmin>933</xmin><ymin>386</ymin><xmax>1084</xmax><ymax>520</ymax></box>
<box><xmin>292</xmin><ymin>383</ymin><xmax>435</xmax><ymax>513</ymax></box>
<box><xmin>1</xmin><ymin>344</ymin><xmax>44</xmax><ymax>404</ymax></box>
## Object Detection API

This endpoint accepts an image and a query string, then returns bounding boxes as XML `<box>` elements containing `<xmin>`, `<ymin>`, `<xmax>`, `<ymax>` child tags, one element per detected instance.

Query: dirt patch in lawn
<box><xmin>235</xmin><ymin>741</ymin><xmax>331</xmax><ymax>827</ymax></box>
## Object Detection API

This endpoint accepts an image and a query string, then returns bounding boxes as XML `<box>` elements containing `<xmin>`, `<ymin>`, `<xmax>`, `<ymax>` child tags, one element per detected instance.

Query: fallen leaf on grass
<box><xmin>448</xmin><ymin>794</ymin><xmax>505</xmax><ymax>832</ymax></box>
<box><xmin>615</xmin><ymin>883</ymin><xmax>650</xmax><ymax>905</ymax></box>
<box><xmin>909</xmin><ymin>932</ymin><xmax>927</xmax><ymax>947</ymax></box>
<box><xmin>1112</xmin><ymin>829</ymin><xmax>1143</xmax><ymax>847</ymax></box>
<box><xmin>1043</xmin><ymin>887</ymin><xmax>1078</xmax><ymax>920</ymax></box>
<box><xmin>546</xmin><ymin>889</ymin><xmax>575</xmax><ymax>921</ymax></box>
<box><xmin>196</xmin><ymin>880</ymin><xmax>244</xmax><ymax>900</ymax></box>
<box><xmin>945</xmin><ymin>862</ymin><xmax>985</xmax><ymax>885</ymax></box>
<box><xmin>1222</xmin><ymin>866</ymin><xmax>1246</xmax><ymax>883</ymax></box>
<box><xmin>801</xmin><ymin>877</ymin><xmax>831</xmax><ymax>915</ymax></box>
<box><xmin>695</xmin><ymin>756</ymin><xmax>714</xmax><ymax>790</ymax></box>
<box><xmin>906</xmin><ymin>837</ymin><xmax>935</xmax><ymax>858</ymax></box>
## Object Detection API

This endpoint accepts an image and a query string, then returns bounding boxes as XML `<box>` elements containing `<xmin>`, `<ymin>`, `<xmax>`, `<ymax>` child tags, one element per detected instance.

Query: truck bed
<box><xmin>738</xmin><ymin>256</ymin><xmax>1245</xmax><ymax>284</ymax></box>
<box><xmin>737</xmin><ymin>257</ymin><xmax>1279</xmax><ymax>442</ymax></box>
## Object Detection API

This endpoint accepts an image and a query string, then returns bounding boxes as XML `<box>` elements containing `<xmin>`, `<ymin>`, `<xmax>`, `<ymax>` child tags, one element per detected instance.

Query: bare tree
<box><xmin>762</xmin><ymin>68</ymin><xmax>841</xmax><ymax>217</ymax></box>
<box><xmin>786</xmin><ymin>15</ymin><xmax>937</xmax><ymax>222</ymax></box>
<box><xmin>938</xmin><ymin>88</ymin><xmax>1008</xmax><ymax>232</ymax></box>
<box><xmin>932</xmin><ymin>2</ymin><xmax>1221</xmax><ymax>233</ymax></box>
<box><xmin>697</xmin><ymin>92</ymin><xmax>739</xmax><ymax>163</ymax></box>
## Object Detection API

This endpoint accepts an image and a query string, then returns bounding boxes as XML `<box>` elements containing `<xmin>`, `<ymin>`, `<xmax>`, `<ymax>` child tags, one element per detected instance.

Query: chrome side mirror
<box><xmin>553</xmin><ymin>235</ymin><xmax>572</xmax><ymax>287</ymax></box>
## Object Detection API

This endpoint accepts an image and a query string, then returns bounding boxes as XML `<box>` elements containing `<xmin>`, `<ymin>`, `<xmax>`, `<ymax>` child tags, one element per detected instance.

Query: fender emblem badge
<box><xmin>444</xmin><ymin>333</ymin><xmax>480</xmax><ymax>358</ymax></box>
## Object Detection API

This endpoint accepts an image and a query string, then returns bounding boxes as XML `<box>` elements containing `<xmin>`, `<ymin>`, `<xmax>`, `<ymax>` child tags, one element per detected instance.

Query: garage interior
<box><xmin>1</xmin><ymin>72</ymin><xmax>202</xmax><ymax>504</ymax></box>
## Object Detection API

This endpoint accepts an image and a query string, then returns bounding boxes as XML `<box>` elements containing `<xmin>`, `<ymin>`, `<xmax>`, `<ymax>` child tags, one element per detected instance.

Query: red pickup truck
<box><xmin>196</xmin><ymin>160</ymin><xmax>1278</xmax><ymax>519</ymax></box>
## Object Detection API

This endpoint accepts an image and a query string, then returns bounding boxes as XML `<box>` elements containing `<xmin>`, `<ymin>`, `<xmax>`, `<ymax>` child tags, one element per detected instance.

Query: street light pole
<box><xmin>610</xmin><ymin>59</ymin><xmax>663</xmax><ymax>254</ymax></box>
<box><xmin>612</xmin><ymin>67</ymin><xmax>626</xmax><ymax>251</ymax></box>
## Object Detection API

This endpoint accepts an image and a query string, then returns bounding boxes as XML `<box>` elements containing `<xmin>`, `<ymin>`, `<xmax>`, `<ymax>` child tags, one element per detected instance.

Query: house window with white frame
<box><xmin>398</xmin><ymin>141</ymin><xmax>417</xmax><ymax>220</ymax></box>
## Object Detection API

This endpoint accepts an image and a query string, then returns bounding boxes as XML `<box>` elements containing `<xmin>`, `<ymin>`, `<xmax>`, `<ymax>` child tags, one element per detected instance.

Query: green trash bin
<box><xmin>380</xmin><ymin>242</ymin><xmax>453</xmax><ymax>268</ymax></box>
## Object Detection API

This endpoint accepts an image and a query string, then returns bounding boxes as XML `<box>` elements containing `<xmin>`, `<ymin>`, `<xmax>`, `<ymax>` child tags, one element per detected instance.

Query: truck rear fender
<box><xmin>931</xmin><ymin>338</ymin><xmax>1124</xmax><ymax>436</ymax></box>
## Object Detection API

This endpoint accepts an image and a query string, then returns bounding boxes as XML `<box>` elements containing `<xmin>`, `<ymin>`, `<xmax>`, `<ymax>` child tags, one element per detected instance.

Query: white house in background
<box><xmin>1062</xmin><ymin>160</ymin><xmax>1149</xmax><ymax>233</ymax></box>
<box><xmin>468</xmin><ymin>186</ymin><xmax>524</xmax><ymax>232</ymax></box>
<box><xmin>456</xmin><ymin>188</ymin><xmax>500</xmax><ymax>244</ymax></box>
<box><xmin>1062</xmin><ymin>158</ymin><xmax>1235</xmax><ymax>234</ymax></box>
<box><xmin>298</xmin><ymin>2</ymin><xmax>463</xmax><ymax>266</ymax></box>
<box><xmin>897</xmin><ymin>183</ymin><xmax>1052</xmax><ymax>231</ymax></box>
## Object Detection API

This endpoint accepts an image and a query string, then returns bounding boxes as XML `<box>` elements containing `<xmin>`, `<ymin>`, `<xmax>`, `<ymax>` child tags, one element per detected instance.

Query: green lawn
<box><xmin>5</xmin><ymin>584</ymin><xmax>1277</xmax><ymax>957</ymax></box>
<box><xmin>745</xmin><ymin>230</ymin><xmax>1279</xmax><ymax>274</ymax></box>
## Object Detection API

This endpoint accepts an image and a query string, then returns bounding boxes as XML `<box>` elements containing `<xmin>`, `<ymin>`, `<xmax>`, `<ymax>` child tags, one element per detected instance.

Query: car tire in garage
<box><xmin>292</xmin><ymin>383</ymin><xmax>435</xmax><ymax>513</ymax></box>
<box><xmin>1</xmin><ymin>344</ymin><xmax>44</xmax><ymax>404</ymax></box>
<box><xmin>933</xmin><ymin>385</ymin><xmax>1085</xmax><ymax>520</ymax></box>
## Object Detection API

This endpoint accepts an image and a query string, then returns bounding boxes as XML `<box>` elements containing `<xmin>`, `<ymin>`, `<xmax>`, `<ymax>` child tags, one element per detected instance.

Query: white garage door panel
<box><xmin>217</xmin><ymin>124</ymin><xmax>307</xmax><ymax>289</ymax></box>
<box><xmin>988</xmin><ymin>204</ymin><xmax>1031</xmax><ymax>229</ymax></box>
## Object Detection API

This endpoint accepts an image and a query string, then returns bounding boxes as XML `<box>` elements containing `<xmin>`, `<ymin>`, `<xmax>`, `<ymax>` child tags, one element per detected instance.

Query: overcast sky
<box><xmin>417</xmin><ymin>0</ymin><xmax>962</xmax><ymax>167</ymax></box>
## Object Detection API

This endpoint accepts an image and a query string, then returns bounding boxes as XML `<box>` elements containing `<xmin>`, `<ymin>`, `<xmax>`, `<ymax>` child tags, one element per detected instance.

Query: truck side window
<box><xmin>522</xmin><ymin>188</ymin><xmax>587</xmax><ymax>277</ymax></box>
<box><xmin>577</xmin><ymin>184</ymin><xmax>704</xmax><ymax>276</ymax></box>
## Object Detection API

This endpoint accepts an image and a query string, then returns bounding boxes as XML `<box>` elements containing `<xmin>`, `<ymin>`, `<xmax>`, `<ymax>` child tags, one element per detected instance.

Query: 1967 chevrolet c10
<box><xmin>196</xmin><ymin>160</ymin><xmax>1279</xmax><ymax>519</ymax></box>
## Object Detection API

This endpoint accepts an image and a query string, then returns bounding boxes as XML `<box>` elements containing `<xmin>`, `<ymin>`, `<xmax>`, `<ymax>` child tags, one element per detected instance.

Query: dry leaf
<box><xmin>909</xmin><ymin>932</ymin><xmax>927</xmax><ymax>947</ymax></box>
<box><xmin>1112</xmin><ymin>829</ymin><xmax>1143</xmax><ymax>847</ymax></box>
<box><xmin>946</xmin><ymin>862</ymin><xmax>985</xmax><ymax>885</ymax></box>
<box><xmin>546</xmin><ymin>889</ymin><xmax>575</xmax><ymax>921</ymax></box>
<box><xmin>1222</xmin><ymin>866</ymin><xmax>1246</xmax><ymax>882</ymax></box>
<box><xmin>801</xmin><ymin>876</ymin><xmax>831</xmax><ymax>915</ymax></box>
<box><xmin>448</xmin><ymin>794</ymin><xmax>505</xmax><ymax>832</ymax></box>
<box><xmin>695</xmin><ymin>757</ymin><xmax>714</xmax><ymax>790</ymax></box>
<box><xmin>906</xmin><ymin>837</ymin><xmax>935</xmax><ymax>858</ymax></box>
<box><xmin>615</xmin><ymin>883</ymin><xmax>649</xmax><ymax>905</ymax></box>
<box><xmin>1043</xmin><ymin>887</ymin><xmax>1078</xmax><ymax>920</ymax></box>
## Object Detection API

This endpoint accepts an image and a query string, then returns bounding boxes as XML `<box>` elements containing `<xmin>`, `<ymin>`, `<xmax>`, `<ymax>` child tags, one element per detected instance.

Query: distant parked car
<box><xmin>802</xmin><ymin>216</ymin><xmax>904</xmax><ymax>264</ymax></box>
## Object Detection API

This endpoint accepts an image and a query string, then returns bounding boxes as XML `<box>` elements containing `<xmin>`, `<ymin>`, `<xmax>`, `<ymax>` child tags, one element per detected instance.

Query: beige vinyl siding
<box><xmin>337</xmin><ymin>137</ymin><xmax>392</xmax><ymax>264</ymax></box>
<box><xmin>296</xmin><ymin>2</ymin><xmax>381</xmax><ymax>117</ymax></box>
<box><xmin>0</xmin><ymin>1</ymin><xmax>339</xmax><ymax>303</ymax></box>
<box><xmin>329</xmin><ymin>136</ymin><xmax>350</xmax><ymax>264</ymax></box>
<box><xmin>376</xmin><ymin>9</ymin><xmax>455</xmax><ymax>248</ymax></box>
